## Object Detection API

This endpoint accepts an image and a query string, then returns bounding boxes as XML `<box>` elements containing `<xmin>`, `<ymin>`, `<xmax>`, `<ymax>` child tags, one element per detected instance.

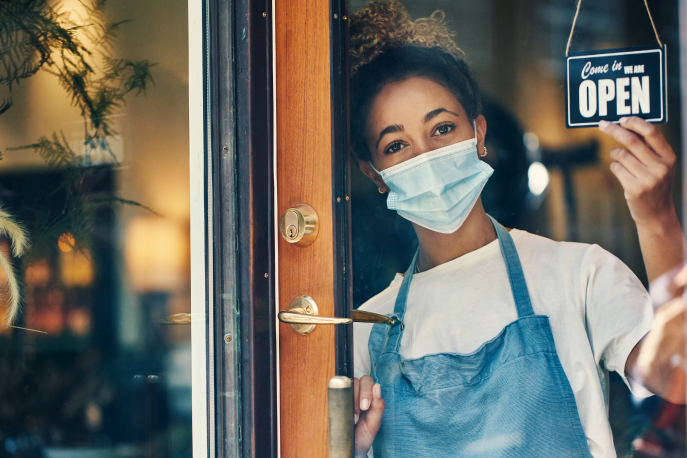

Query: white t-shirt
<box><xmin>354</xmin><ymin>229</ymin><xmax>653</xmax><ymax>458</ymax></box>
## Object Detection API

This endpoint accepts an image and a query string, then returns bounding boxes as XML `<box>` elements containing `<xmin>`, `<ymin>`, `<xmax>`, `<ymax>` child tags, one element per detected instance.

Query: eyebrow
<box><xmin>375</xmin><ymin>124</ymin><xmax>404</xmax><ymax>149</ymax></box>
<box><xmin>423</xmin><ymin>108</ymin><xmax>460</xmax><ymax>123</ymax></box>
<box><xmin>374</xmin><ymin>108</ymin><xmax>461</xmax><ymax>150</ymax></box>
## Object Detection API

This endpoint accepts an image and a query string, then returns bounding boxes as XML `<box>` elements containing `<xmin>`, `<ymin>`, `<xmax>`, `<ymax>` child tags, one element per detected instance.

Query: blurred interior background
<box><xmin>0</xmin><ymin>0</ymin><xmax>191</xmax><ymax>457</ymax></box>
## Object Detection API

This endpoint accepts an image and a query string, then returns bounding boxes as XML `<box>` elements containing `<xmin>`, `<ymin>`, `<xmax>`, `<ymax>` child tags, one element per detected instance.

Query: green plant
<box><xmin>0</xmin><ymin>0</ymin><xmax>155</xmax><ymax>324</ymax></box>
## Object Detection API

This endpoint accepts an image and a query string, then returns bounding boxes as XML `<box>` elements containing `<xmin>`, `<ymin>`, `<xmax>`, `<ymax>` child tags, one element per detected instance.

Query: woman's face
<box><xmin>360</xmin><ymin>76</ymin><xmax>486</xmax><ymax>190</ymax></box>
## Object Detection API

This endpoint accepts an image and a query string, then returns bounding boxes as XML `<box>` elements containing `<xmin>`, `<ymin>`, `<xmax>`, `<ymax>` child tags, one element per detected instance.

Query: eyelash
<box><xmin>382</xmin><ymin>122</ymin><xmax>456</xmax><ymax>155</ymax></box>
<box><xmin>433</xmin><ymin>122</ymin><xmax>455</xmax><ymax>136</ymax></box>
<box><xmin>384</xmin><ymin>141</ymin><xmax>406</xmax><ymax>155</ymax></box>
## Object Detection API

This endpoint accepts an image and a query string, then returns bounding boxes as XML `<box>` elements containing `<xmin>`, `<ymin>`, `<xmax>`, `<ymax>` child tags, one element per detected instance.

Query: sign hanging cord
<box><xmin>565</xmin><ymin>0</ymin><xmax>663</xmax><ymax>56</ymax></box>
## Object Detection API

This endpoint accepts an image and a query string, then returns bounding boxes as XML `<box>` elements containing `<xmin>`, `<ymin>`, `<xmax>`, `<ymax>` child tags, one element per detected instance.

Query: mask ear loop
<box><xmin>367</xmin><ymin>161</ymin><xmax>386</xmax><ymax>194</ymax></box>
<box><xmin>473</xmin><ymin>120</ymin><xmax>477</xmax><ymax>140</ymax></box>
<box><xmin>369</xmin><ymin>161</ymin><xmax>381</xmax><ymax>175</ymax></box>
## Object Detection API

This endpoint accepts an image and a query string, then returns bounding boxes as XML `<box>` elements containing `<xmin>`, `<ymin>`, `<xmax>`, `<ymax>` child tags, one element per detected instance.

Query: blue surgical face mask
<box><xmin>371</xmin><ymin>122</ymin><xmax>493</xmax><ymax>234</ymax></box>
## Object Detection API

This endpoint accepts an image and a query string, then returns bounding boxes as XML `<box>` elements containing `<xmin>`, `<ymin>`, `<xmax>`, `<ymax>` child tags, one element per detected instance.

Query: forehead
<box><xmin>369</xmin><ymin>76</ymin><xmax>465</xmax><ymax>122</ymax></box>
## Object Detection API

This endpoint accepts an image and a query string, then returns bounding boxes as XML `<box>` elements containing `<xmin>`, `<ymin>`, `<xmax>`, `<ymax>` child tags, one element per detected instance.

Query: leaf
<box><xmin>8</xmin><ymin>131</ymin><xmax>77</xmax><ymax>168</ymax></box>
<box><xmin>0</xmin><ymin>1</ymin><xmax>159</xmax><ymax>317</ymax></box>
<box><xmin>0</xmin><ymin>206</ymin><xmax>29</xmax><ymax>324</ymax></box>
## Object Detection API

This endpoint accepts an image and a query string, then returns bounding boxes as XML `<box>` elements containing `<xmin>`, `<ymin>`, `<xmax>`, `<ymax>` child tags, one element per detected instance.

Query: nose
<box><xmin>411</xmin><ymin>138</ymin><xmax>432</xmax><ymax>158</ymax></box>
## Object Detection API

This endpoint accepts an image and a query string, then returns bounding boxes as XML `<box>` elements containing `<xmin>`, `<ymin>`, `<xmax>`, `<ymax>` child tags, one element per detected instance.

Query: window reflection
<box><xmin>0</xmin><ymin>0</ymin><xmax>191</xmax><ymax>456</ymax></box>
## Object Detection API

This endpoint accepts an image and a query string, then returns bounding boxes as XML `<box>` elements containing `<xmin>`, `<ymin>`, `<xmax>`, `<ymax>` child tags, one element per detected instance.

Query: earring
<box><xmin>480</xmin><ymin>146</ymin><xmax>488</xmax><ymax>157</ymax></box>
<box><xmin>378</xmin><ymin>187</ymin><xmax>385</xmax><ymax>193</ymax></box>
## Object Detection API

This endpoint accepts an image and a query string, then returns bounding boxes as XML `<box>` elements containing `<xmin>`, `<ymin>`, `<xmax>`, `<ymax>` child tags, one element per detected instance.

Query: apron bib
<box><xmin>368</xmin><ymin>217</ymin><xmax>593</xmax><ymax>457</ymax></box>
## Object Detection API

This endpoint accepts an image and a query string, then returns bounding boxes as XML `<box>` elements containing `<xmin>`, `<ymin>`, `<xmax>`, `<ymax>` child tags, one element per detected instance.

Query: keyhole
<box><xmin>287</xmin><ymin>224</ymin><xmax>298</xmax><ymax>239</ymax></box>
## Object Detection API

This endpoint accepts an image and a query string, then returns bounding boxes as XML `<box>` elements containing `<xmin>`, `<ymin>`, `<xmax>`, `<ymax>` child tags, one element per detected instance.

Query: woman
<box><xmin>349</xmin><ymin>2</ymin><xmax>685</xmax><ymax>457</ymax></box>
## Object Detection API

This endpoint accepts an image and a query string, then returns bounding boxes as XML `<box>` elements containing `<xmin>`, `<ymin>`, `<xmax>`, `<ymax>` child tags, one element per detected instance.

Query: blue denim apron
<box><xmin>368</xmin><ymin>217</ymin><xmax>593</xmax><ymax>457</ymax></box>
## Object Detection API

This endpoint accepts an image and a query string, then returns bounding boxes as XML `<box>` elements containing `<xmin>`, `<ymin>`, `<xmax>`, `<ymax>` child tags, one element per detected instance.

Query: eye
<box><xmin>432</xmin><ymin>123</ymin><xmax>455</xmax><ymax>137</ymax></box>
<box><xmin>384</xmin><ymin>141</ymin><xmax>407</xmax><ymax>155</ymax></box>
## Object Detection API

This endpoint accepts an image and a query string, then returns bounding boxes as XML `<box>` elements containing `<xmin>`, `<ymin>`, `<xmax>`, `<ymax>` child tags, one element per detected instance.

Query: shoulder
<box><xmin>511</xmin><ymin>229</ymin><xmax>618</xmax><ymax>266</ymax></box>
<box><xmin>358</xmin><ymin>274</ymin><xmax>403</xmax><ymax>315</ymax></box>
<box><xmin>511</xmin><ymin>229</ymin><xmax>647</xmax><ymax>299</ymax></box>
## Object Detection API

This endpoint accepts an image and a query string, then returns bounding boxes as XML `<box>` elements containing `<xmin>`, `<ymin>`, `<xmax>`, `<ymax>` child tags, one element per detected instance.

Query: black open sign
<box><xmin>565</xmin><ymin>46</ymin><xmax>667</xmax><ymax>128</ymax></box>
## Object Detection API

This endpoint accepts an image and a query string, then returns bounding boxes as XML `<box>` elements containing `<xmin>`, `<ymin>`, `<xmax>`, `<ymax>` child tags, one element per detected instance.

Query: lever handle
<box><xmin>278</xmin><ymin>295</ymin><xmax>397</xmax><ymax>335</ymax></box>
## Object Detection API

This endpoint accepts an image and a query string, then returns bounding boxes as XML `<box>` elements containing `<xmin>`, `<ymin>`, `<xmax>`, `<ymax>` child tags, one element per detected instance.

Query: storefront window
<box><xmin>0</xmin><ymin>1</ymin><xmax>192</xmax><ymax>456</ymax></box>
<box><xmin>349</xmin><ymin>0</ymin><xmax>685</xmax><ymax>456</ymax></box>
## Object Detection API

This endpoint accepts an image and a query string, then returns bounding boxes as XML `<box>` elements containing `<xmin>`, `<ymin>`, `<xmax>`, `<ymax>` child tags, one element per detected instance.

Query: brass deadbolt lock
<box><xmin>279</xmin><ymin>203</ymin><xmax>319</xmax><ymax>247</ymax></box>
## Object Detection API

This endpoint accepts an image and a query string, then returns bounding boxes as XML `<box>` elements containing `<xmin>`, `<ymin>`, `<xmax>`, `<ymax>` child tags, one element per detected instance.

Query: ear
<box><xmin>359</xmin><ymin>160</ymin><xmax>390</xmax><ymax>193</ymax></box>
<box><xmin>475</xmin><ymin>115</ymin><xmax>487</xmax><ymax>158</ymax></box>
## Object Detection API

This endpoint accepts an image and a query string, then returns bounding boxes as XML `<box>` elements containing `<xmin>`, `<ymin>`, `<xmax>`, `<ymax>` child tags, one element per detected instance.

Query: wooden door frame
<box><xmin>202</xmin><ymin>0</ymin><xmax>352</xmax><ymax>455</ymax></box>
<box><xmin>272</xmin><ymin>0</ymin><xmax>352</xmax><ymax>455</ymax></box>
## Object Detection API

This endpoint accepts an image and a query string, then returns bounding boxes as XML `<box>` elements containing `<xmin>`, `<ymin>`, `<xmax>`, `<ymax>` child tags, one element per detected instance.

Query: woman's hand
<box><xmin>599</xmin><ymin>117</ymin><xmax>676</xmax><ymax>224</ymax></box>
<box><xmin>599</xmin><ymin>116</ymin><xmax>685</xmax><ymax>282</ymax></box>
<box><xmin>627</xmin><ymin>265</ymin><xmax>687</xmax><ymax>404</ymax></box>
<box><xmin>353</xmin><ymin>375</ymin><xmax>384</xmax><ymax>457</ymax></box>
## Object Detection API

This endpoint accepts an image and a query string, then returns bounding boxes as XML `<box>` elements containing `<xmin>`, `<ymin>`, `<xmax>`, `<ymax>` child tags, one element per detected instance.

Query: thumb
<box><xmin>356</xmin><ymin>383</ymin><xmax>384</xmax><ymax>450</ymax></box>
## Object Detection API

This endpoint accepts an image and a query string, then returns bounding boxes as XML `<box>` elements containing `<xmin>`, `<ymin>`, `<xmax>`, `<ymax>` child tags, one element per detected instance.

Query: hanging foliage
<box><xmin>0</xmin><ymin>0</ymin><xmax>156</xmax><ymax>324</ymax></box>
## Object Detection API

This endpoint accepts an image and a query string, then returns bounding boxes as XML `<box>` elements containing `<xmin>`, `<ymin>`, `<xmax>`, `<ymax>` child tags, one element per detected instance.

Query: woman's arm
<box><xmin>600</xmin><ymin>117</ymin><xmax>686</xmax><ymax>403</ymax></box>
<box><xmin>599</xmin><ymin>117</ymin><xmax>685</xmax><ymax>283</ymax></box>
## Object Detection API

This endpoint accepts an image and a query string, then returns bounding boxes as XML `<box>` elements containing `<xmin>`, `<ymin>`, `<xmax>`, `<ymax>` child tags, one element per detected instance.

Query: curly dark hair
<box><xmin>349</xmin><ymin>1</ymin><xmax>482</xmax><ymax>163</ymax></box>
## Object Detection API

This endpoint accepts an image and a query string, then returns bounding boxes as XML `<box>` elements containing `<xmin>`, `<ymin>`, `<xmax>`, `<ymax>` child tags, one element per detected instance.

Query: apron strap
<box><xmin>383</xmin><ymin>250</ymin><xmax>418</xmax><ymax>353</ymax></box>
<box><xmin>488</xmin><ymin>215</ymin><xmax>535</xmax><ymax>317</ymax></box>
<box><xmin>381</xmin><ymin>216</ymin><xmax>534</xmax><ymax>355</ymax></box>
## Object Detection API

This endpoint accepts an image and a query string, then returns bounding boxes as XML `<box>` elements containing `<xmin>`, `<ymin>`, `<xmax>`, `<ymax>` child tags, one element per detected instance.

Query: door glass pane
<box><xmin>0</xmin><ymin>1</ymin><xmax>192</xmax><ymax>457</ymax></box>
<box><xmin>349</xmin><ymin>0</ymin><xmax>685</xmax><ymax>456</ymax></box>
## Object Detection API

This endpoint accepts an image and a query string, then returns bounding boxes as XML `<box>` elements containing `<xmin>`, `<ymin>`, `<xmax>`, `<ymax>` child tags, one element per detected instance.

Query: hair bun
<box><xmin>349</xmin><ymin>0</ymin><xmax>464</xmax><ymax>76</ymax></box>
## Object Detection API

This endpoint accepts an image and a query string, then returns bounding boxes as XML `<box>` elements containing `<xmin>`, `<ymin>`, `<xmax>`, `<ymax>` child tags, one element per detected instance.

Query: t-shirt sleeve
<box><xmin>582</xmin><ymin>245</ymin><xmax>653</xmax><ymax>394</ymax></box>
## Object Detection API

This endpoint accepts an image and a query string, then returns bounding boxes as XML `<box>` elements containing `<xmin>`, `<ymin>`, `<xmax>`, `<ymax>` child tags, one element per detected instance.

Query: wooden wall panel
<box><xmin>275</xmin><ymin>0</ymin><xmax>334</xmax><ymax>457</ymax></box>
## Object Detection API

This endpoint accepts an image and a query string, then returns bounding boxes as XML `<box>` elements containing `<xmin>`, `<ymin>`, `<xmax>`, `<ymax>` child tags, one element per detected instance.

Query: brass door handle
<box><xmin>278</xmin><ymin>295</ymin><xmax>398</xmax><ymax>335</ymax></box>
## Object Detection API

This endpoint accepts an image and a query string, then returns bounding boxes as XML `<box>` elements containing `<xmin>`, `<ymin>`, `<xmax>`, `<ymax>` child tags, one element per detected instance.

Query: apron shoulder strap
<box><xmin>377</xmin><ymin>217</ymin><xmax>533</xmax><ymax>361</ymax></box>
<box><xmin>392</xmin><ymin>250</ymin><xmax>418</xmax><ymax>319</ymax></box>
<box><xmin>380</xmin><ymin>250</ymin><xmax>418</xmax><ymax>353</ymax></box>
<box><xmin>488</xmin><ymin>215</ymin><xmax>535</xmax><ymax>317</ymax></box>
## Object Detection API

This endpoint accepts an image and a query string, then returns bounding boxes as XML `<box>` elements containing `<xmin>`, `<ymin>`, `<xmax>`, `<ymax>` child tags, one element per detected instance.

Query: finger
<box><xmin>600</xmin><ymin>120</ymin><xmax>659</xmax><ymax>169</ymax></box>
<box><xmin>359</xmin><ymin>375</ymin><xmax>374</xmax><ymax>412</ymax></box>
<box><xmin>649</xmin><ymin>266</ymin><xmax>685</xmax><ymax>307</ymax></box>
<box><xmin>363</xmin><ymin>384</ymin><xmax>385</xmax><ymax>438</ymax></box>
<box><xmin>610</xmin><ymin>148</ymin><xmax>669</xmax><ymax>194</ymax></box>
<box><xmin>353</xmin><ymin>377</ymin><xmax>360</xmax><ymax>420</ymax></box>
<box><xmin>655</xmin><ymin>296</ymin><xmax>685</xmax><ymax>324</ymax></box>
<box><xmin>619</xmin><ymin>117</ymin><xmax>674</xmax><ymax>160</ymax></box>
<box><xmin>610</xmin><ymin>148</ymin><xmax>648</xmax><ymax>179</ymax></box>
<box><xmin>609</xmin><ymin>161</ymin><xmax>640</xmax><ymax>193</ymax></box>
<box><xmin>666</xmin><ymin>265</ymin><xmax>687</xmax><ymax>299</ymax></box>
<box><xmin>674</xmin><ymin>264</ymin><xmax>687</xmax><ymax>286</ymax></box>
